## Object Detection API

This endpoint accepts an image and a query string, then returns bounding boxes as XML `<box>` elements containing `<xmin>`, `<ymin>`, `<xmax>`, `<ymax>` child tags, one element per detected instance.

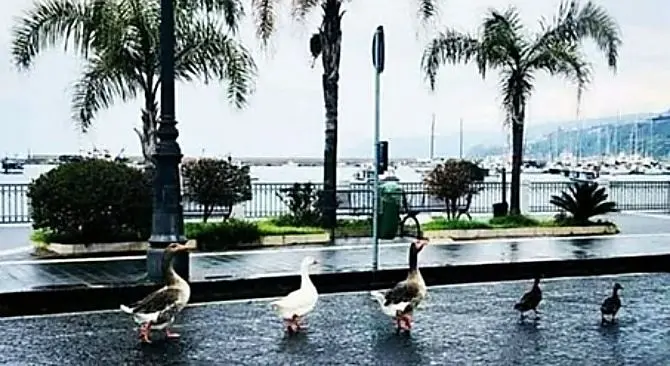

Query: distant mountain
<box><xmin>468</xmin><ymin>111</ymin><xmax>667</xmax><ymax>158</ymax></box>
<box><xmin>341</xmin><ymin>110</ymin><xmax>670</xmax><ymax>159</ymax></box>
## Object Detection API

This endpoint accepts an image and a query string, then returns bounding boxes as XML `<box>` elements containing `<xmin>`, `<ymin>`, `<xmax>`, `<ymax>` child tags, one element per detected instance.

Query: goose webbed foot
<box><xmin>138</xmin><ymin>323</ymin><xmax>152</xmax><ymax>343</ymax></box>
<box><xmin>395</xmin><ymin>314</ymin><xmax>412</xmax><ymax>333</ymax></box>
<box><xmin>285</xmin><ymin>315</ymin><xmax>301</xmax><ymax>334</ymax></box>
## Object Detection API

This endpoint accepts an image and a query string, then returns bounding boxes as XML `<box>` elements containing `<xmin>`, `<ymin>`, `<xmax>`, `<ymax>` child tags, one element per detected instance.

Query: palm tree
<box><xmin>11</xmin><ymin>0</ymin><xmax>256</xmax><ymax>164</ymax></box>
<box><xmin>421</xmin><ymin>1</ymin><xmax>621</xmax><ymax>214</ymax></box>
<box><xmin>251</xmin><ymin>0</ymin><xmax>439</xmax><ymax>227</ymax></box>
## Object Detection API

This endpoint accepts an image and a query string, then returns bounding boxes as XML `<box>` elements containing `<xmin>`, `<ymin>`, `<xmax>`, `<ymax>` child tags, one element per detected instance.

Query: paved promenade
<box><xmin>0</xmin><ymin>273</ymin><xmax>668</xmax><ymax>365</ymax></box>
<box><xmin>1</xmin><ymin>231</ymin><xmax>670</xmax><ymax>293</ymax></box>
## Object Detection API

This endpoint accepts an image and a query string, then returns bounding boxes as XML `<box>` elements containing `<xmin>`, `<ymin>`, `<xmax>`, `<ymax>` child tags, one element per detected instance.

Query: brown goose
<box><xmin>120</xmin><ymin>243</ymin><xmax>191</xmax><ymax>343</ymax></box>
<box><xmin>514</xmin><ymin>276</ymin><xmax>542</xmax><ymax>321</ymax></box>
<box><xmin>371</xmin><ymin>239</ymin><xmax>428</xmax><ymax>333</ymax></box>
<box><xmin>600</xmin><ymin>282</ymin><xmax>623</xmax><ymax>324</ymax></box>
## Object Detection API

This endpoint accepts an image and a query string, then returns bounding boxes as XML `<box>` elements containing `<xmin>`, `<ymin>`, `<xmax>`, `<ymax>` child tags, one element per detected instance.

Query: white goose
<box><xmin>120</xmin><ymin>243</ymin><xmax>191</xmax><ymax>343</ymax></box>
<box><xmin>270</xmin><ymin>256</ymin><xmax>319</xmax><ymax>333</ymax></box>
<box><xmin>371</xmin><ymin>239</ymin><xmax>428</xmax><ymax>332</ymax></box>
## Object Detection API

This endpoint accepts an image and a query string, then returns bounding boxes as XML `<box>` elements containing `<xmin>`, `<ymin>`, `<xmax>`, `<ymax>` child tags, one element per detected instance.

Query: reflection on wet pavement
<box><xmin>0</xmin><ymin>273</ymin><xmax>668</xmax><ymax>365</ymax></box>
<box><xmin>1</xmin><ymin>235</ymin><xmax>670</xmax><ymax>292</ymax></box>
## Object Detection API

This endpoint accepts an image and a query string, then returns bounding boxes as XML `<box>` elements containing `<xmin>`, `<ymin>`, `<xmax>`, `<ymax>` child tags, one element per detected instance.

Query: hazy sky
<box><xmin>1</xmin><ymin>0</ymin><xmax>668</xmax><ymax>157</ymax></box>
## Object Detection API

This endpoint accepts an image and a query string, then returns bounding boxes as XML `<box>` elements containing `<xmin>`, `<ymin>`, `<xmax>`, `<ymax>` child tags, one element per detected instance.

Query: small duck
<box><xmin>600</xmin><ymin>282</ymin><xmax>623</xmax><ymax>325</ymax></box>
<box><xmin>270</xmin><ymin>256</ymin><xmax>319</xmax><ymax>334</ymax></box>
<box><xmin>120</xmin><ymin>243</ymin><xmax>191</xmax><ymax>343</ymax></box>
<box><xmin>514</xmin><ymin>276</ymin><xmax>543</xmax><ymax>321</ymax></box>
<box><xmin>371</xmin><ymin>239</ymin><xmax>428</xmax><ymax>333</ymax></box>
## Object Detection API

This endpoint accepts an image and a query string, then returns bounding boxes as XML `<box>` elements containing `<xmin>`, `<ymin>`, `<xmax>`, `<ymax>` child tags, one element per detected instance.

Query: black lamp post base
<box><xmin>146</xmin><ymin>248</ymin><xmax>190</xmax><ymax>282</ymax></box>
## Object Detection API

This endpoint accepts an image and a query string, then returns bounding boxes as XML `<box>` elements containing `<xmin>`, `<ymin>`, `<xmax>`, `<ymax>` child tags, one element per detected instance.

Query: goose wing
<box><xmin>514</xmin><ymin>287</ymin><xmax>541</xmax><ymax>310</ymax></box>
<box><xmin>384</xmin><ymin>280</ymin><xmax>421</xmax><ymax>307</ymax></box>
<box><xmin>601</xmin><ymin>296</ymin><xmax>620</xmax><ymax>314</ymax></box>
<box><xmin>128</xmin><ymin>287</ymin><xmax>182</xmax><ymax>314</ymax></box>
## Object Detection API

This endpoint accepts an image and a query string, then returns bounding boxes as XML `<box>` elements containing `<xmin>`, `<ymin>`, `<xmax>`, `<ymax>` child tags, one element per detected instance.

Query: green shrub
<box><xmin>181</xmin><ymin>158</ymin><xmax>252</xmax><ymax>222</ymax></box>
<box><xmin>277</xmin><ymin>183</ymin><xmax>325</xmax><ymax>227</ymax></box>
<box><xmin>424</xmin><ymin>159</ymin><xmax>484</xmax><ymax>220</ymax></box>
<box><xmin>28</xmin><ymin>160</ymin><xmax>152</xmax><ymax>244</ymax></box>
<box><xmin>550</xmin><ymin>181</ymin><xmax>617</xmax><ymax>225</ymax></box>
<box><xmin>185</xmin><ymin>219</ymin><xmax>261</xmax><ymax>250</ymax></box>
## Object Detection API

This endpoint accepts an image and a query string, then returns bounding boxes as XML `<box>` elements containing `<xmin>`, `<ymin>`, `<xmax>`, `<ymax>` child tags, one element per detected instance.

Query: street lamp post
<box><xmin>147</xmin><ymin>0</ymin><xmax>189</xmax><ymax>281</ymax></box>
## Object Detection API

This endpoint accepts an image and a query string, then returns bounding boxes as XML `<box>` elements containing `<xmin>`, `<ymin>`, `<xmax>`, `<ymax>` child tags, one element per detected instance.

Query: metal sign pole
<box><xmin>372</xmin><ymin>69</ymin><xmax>381</xmax><ymax>271</ymax></box>
<box><xmin>371</xmin><ymin>26</ymin><xmax>385</xmax><ymax>271</ymax></box>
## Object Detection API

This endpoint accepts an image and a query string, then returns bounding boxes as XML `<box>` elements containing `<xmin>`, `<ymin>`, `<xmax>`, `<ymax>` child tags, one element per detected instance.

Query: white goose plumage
<box><xmin>270</xmin><ymin>256</ymin><xmax>319</xmax><ymax>333</ymax></box>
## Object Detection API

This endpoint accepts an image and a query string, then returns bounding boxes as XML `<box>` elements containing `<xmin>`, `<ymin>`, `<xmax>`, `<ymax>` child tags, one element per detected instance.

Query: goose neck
<box><xmin>409</xmin><ymin>249</ymin><xmax>418</xmax><ymax>271</ymax></box>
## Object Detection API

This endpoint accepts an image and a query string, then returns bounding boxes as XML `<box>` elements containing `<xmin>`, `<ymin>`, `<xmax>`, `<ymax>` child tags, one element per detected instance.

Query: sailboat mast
<box><xmin>429</xmin><ymin>113</ymin><xmax>435</xmax><ymax>160</ymax></box>
<box><xmin>459</xmin><ymin>117</ymin><xmax>463</xmax><ymax>159</ymax></box>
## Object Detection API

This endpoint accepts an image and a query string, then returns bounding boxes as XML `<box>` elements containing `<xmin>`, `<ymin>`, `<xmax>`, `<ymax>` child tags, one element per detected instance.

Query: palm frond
<box><xmin>551</xmin><ymin>181</ymin><xmax>617</xmax><ymax>222</ymax></box>
<box><xmin>415</xmin><ymin>0</ymin><xmax>440</xmax><ymax>25</ymax></box>
<box><xmin>174</xmin><ymin>16</ymin><xmax>257</xmax><ymax>109</ymax></box>
<box><xmin>71</xmin><ymin>56</ymin><xmax>141</xmax><ymax>132</ymax></box>
<box><xmin>528</xmin><ymin>41</ymin><xmax>591</xmax><ymax>108</ymax></box>
<box><xmin>498</xmin><ymin>69</ymin><xmax>533</xmax><ymax>125</ymax></box>
<box><xmin>176</xmin><ymin>0</ymin><xmax>244</xmax><ymax>33</ymax></box>
<box><xmin>480</xmin><ymin>7</ymin><xmax>525</xmax><ymax>69</ymax></box>
<box><xmin>531</xmin><ymin>1</ymin><xmax>621</xmax><ymax>71</ymax></box>
<box><xmin>291</xmin><ymin>0</ymin><xmax>320</xmax><ymax>21</ymax></box>
<box><xmin>421</xmin><ymin>30</ymin><xmax>480</xmax><ymax>90</ymax></box>
<box><xmin>251</xmin><ymin>0</ymin><xmax>277</xmax><ymax>46</ymax></box>
<box><xmin>11</xmin><ymin>0</ymin><xmax>106</xmax><ymax>70</ymax></box>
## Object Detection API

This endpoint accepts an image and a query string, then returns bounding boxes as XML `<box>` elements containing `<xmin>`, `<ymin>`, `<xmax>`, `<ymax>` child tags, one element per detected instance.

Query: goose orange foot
<box><xmin>138</xmin><ymin>323</ymin><xmax>152</xmax><ymax>343</ymax></box>
<box><xmin>394</xmin><ymin>314</ymin><xmax>412</xmax><ymax>332</ymax></box>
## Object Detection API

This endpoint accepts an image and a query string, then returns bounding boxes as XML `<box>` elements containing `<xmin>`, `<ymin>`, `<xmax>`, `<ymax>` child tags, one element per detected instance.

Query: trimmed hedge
<box><xmin>27</xmin><ymin>159</ymin><xmax>152</xmax><ymax>244</ymax></box>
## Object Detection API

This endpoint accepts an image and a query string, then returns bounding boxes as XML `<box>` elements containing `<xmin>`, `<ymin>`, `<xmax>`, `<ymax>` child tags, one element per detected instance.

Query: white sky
<box><xmin>1</xmin><ymin>0</ymin><xmax>668</xmax><ymax>157</ymax></box>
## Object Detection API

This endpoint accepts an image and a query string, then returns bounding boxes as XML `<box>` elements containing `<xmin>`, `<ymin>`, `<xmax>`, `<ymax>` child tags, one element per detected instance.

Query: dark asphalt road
<box><xmin>1</xmin><ymin>273</ymin><xmax>669</xmax><ymax>365</ymax></box>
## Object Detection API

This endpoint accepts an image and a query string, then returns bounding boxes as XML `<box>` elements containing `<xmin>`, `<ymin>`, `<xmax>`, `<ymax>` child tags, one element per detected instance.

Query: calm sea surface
<box><xmin>2</xmin><ymin>164</ymin><xmax>670</xmax><ymax>185</ymax></box>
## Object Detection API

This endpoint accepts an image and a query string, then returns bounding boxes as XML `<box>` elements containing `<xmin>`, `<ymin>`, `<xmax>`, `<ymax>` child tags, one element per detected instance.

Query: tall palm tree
<box><xmin>11</xmin><ymin>0</ymin><xmax>256</xmax><ymax>164</ymax></box>
<box><xmin>252</xmin><ymin>0</ymin><xmax>439</xmax><ymax>228</ymax></box>
<box><xmin>421</xmin><ymin>1</ymin><xmax>621</xmax><ymax>214</ymax></box>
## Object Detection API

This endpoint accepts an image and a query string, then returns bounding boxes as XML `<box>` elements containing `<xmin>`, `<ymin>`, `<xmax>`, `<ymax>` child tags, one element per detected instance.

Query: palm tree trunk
<box><xmin>134</xmin><ymin>100</ymin><xmax>158</xmax><ymax>167</ymax></box>
<box><xmin>319</xmin><ymin>0</ymin><xmax>343</xmax><ymax>229</ymax></box>
<box><xmin>510</xmin><ymin>117</ymin><xmax>524</xmax><ymax>215</ymax></box>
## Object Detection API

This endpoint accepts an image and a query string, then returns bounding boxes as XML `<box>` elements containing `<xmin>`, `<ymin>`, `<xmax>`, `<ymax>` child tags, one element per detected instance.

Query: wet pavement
<box><xmin>0</xmin><ymin>273</ymin><xmax>668</xmax><ymax>365</ymax></box>
<box><xmin>1</xmin><ymin>233</ymin><xmax>670</xmax><ymax>293</ymax></box>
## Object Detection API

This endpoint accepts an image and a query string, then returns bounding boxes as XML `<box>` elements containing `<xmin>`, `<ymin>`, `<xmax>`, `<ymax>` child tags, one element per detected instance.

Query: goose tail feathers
<box><xmin>370</xmin><ymin>290</ymin><xmax>386</xmax><ymax>305</ymax></box>
<box><xmin>120</xmin><ymin>304</ymin><xmax>134</xmax><ymax>314</ymax></box>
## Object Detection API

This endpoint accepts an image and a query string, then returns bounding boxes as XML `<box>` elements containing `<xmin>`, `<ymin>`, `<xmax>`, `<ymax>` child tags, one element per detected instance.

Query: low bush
<box><xmin>550</xmin><ymin>181</ymin><xmax>618</xmax><ymax>225</ymax></box>
<box><xmin>276</xmin><ymin>183</ymin><xmax>325</xmax><ymax>227</ymax></box>
<box><xmin>27</xmin><ymin>159</ymin><xmax>152</xmax><ymax>244</ymax></box>
<box><xmin>185</xmin><ymin>219</ymin><xmax>261</xmax><ymax>250</ymax></box>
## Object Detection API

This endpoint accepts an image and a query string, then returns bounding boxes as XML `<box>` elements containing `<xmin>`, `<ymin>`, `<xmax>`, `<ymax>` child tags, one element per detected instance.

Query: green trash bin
<box><xmin>377</xmin><ymin>181</ymin><xmax>403</xmax><ymax>239</ymax></box>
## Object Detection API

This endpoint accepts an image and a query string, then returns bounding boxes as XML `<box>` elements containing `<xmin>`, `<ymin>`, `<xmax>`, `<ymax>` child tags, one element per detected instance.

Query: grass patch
<box><xmin>488</xmin><ymin>215</ymin><xmax>558</xmax><ymax>228</ymax></box>
<box><xmin>257</xmin><ymin>220</ymin><xmax>324</xmax><ymax>236</ymax></box>
<box><xmin>422</xmin><ymin>218</ymin><xmax>492</xmax><ymax>230</ymax></box>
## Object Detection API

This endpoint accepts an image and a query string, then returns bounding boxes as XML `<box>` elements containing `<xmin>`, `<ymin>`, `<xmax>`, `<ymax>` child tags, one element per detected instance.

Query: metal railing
<box><xmin>2</xmin><ymin>180</ymin><xmax>670</xmax><ymax>224</ymax></box>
